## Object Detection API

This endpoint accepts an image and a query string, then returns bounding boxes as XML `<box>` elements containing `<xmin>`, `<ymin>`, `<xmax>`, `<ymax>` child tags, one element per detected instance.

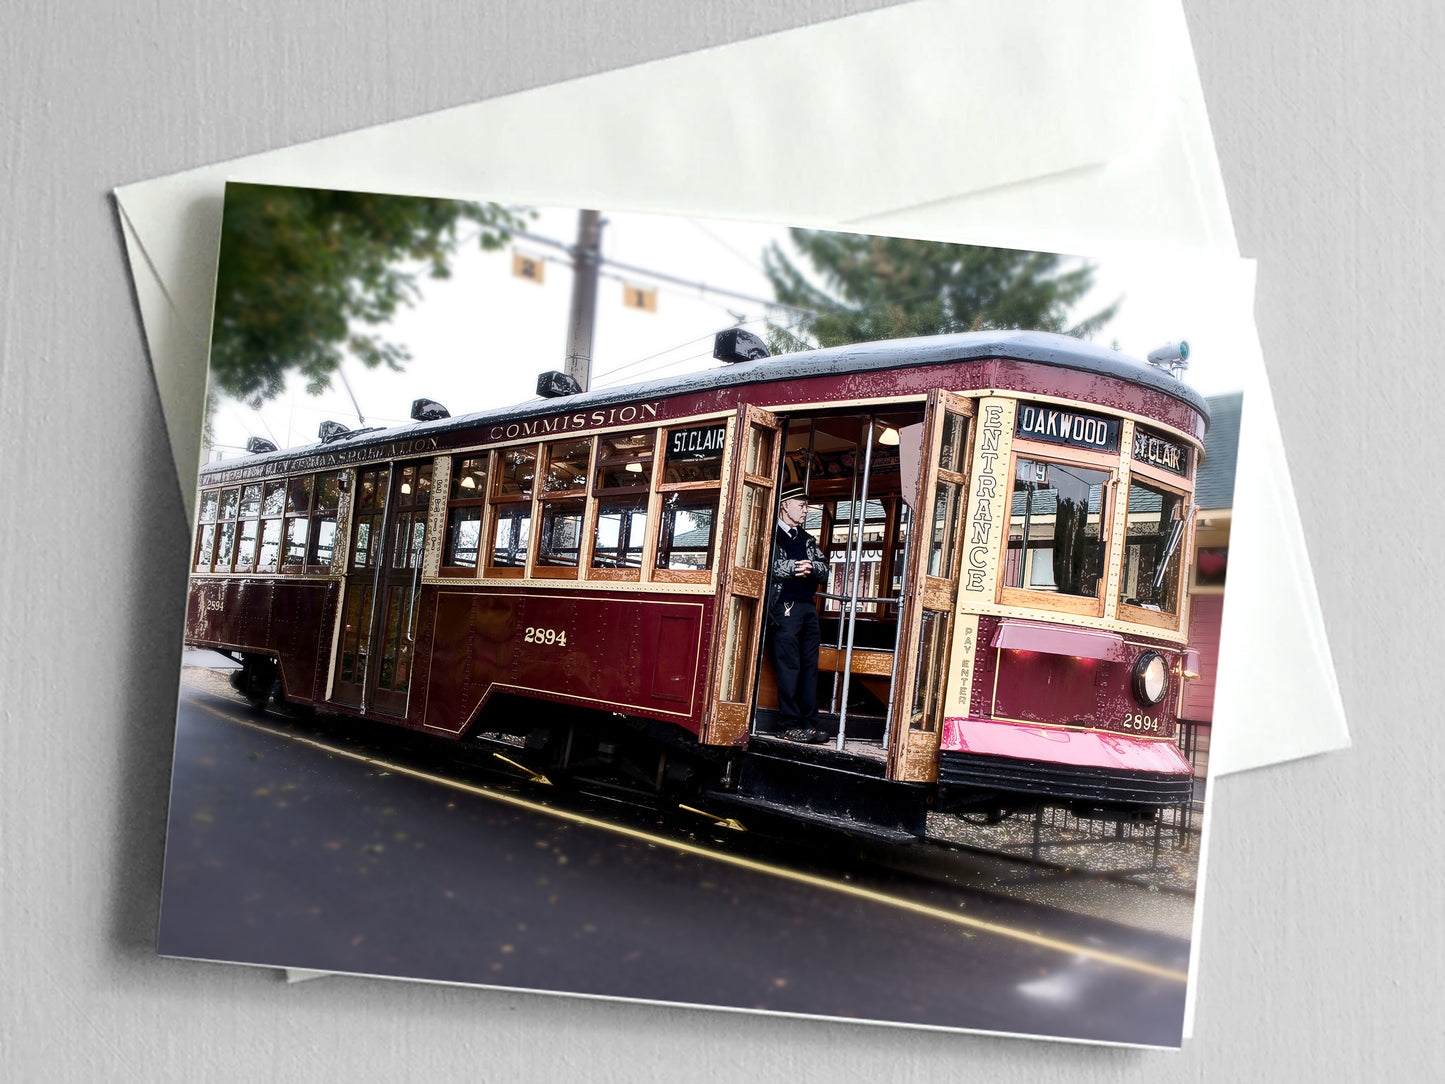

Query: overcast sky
<box><xmin>208</xmin><ymin>205</ymin><xmax>1255</xmax><ymax>458</ymax></box>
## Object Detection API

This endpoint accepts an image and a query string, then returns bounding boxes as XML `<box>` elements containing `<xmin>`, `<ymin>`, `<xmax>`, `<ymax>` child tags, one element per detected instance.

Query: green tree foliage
<box><xmin>763</xmin><ymin>229</ymin><xmax>1118</xmax><ymax>353</ymax></box>
<box><xmin>209</xmin><ymin>183</ymin><xmax>527</xmax><ymax>407</ymax></box>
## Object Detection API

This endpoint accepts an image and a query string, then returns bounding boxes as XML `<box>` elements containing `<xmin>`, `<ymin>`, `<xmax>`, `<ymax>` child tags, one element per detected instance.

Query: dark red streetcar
<box><xmin>185</xmin><ymin>330</ymin><xmax>1209</xmax><ymax>842</ymax></box>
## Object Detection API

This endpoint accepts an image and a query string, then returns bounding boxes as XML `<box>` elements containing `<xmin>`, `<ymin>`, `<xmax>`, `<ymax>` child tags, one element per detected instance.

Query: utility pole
<box><xmin>563</xmin><ymin>209</ymin><xmax>603</xmax><ymax>392</ymax></box>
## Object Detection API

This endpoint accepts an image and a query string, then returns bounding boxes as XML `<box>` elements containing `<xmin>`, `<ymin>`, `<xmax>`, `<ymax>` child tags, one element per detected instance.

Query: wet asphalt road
<box><xmin>159</xmin><ymin>687</ymin><xmax>1189</xmax><ymax>1045</ymax></box>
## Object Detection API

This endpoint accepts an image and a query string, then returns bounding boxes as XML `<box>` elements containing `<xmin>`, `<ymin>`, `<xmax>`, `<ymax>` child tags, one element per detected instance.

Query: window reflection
<box><xmin>1006</xmin><ymin>458</ymin><xmax>1109</xmax><ymax>598</ymax></box>
<box><xmin>1118</xmin><ymin>479</ymin><xmax>1187</xmax><ymax>615</ymax></box>
<box><xmin>656</xmin><ymin>494</ymin><xmax>718</xmax><ymax>570</ymax></box>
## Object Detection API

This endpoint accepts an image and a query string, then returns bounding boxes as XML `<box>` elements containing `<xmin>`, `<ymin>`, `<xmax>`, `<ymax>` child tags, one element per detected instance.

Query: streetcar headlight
<box><xmin>1131</xmin><ymin>651</ymin><xmax>1169</xmax><ymax>706</ymax></box>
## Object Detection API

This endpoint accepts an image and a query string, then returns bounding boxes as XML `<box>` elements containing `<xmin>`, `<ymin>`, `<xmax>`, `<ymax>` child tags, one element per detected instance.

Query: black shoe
<box><xmin>780</xmin><ymin>726</ymin><xmax>828</xmax><ymax>744</ymax></box>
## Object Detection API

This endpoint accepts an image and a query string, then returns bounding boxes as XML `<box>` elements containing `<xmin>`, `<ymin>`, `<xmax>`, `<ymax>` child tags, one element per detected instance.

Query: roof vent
<box><xmin>714</xmin><ymin>328</ymin><xmax>770</xmax><ymax>363</ymax></box>
<box><xmin>318</xmin><ymin>420</ymin><xmax>352</xmax><ymax>443</ymax></box>
<box><xmin>245</xmin><ymin>436</ymin><xmax>278</xmax><ymax>455</ymax></box>
<box><xmin>536</xmin><ymin>370</ymin><xmax>583</xmax><ymax>398</ymax></box>
<box><xmin>410</xmin><ymin>398</ymin><xmax>450</xmax><ymax>421</ymax></box>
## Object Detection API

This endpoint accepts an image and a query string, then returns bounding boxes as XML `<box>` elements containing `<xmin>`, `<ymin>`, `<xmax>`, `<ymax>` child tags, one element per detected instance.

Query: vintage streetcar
<box><xmin>185</xmin><ymin>329</ymin><xmax>1208</xmax><ymax>842</ymax></box>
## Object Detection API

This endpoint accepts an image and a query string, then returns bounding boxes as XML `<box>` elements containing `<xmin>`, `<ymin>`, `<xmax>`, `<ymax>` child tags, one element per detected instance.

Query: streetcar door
<box><xmin>332</xmin><ymin>459</ymin><xmax>433</xmax><ymax>715</ymax></box>
<box><xmin>700</xmin><ymin>404</ymin><xmax>781</xmax><ymax>746</ymax></box>
<box><xmin>888</xmin><ymin>390</ymin><xmax>974</xmax><ymax>782</ymax></box>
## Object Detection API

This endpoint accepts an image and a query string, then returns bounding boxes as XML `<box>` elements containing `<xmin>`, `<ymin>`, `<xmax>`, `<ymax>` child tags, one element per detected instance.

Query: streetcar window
<box><xmin>926</xmin><ymin>411</ymin><xmax>971</xmax><ymax>581</ymax></box>
<box><xmin>593</xmin><ymin>504</ymin><xmax>648</xmax><ymax>569</ymax></box>
<box><xmin>654</xmin><ymin>424</ymin><xmax>725</xmax><ymax>578</ymax></box>
<box><xmin>910</xmin><ymin>610</ymin><xmax>949</xmax><ymax>732</ymax></box>
<box><xmin>1005</xmin><ymin>458</ymin><xmax>1109</xmax><ymax>598</ymax></box>
<box><xmin>280</xmin><ymin>475</ymin><xmax>311</xmax><ymax>569</ymax></box>
<box><xmin>310</xmin><ymin>519</ymin><xmax>337</xmax><ymax>567</ymax></box>
<box><xmin>591</xmin><ymin>432</ymin><xmax>655</xmax><ymax>574</ymax></box>
<box><xmin>655</xmin><ymin>493</ymin><xmax>718</xmax><ymax>571</ymax></box>
<box><xmin>262</xmin><ymin>481</ymin><xmax>286</xmax><ymax>517</ymax></box>
<box><xmin>536</xmin><ymin>440</ymin><xmax>592</xmax><ymax>575</ymax></box>
<box><xmin>219</xmin><ymin>487</ymin><xmax>240</xmax><ymax>521</ymax></box>
<box><xmin>389</xmin><ymin>463</ymin><xmax>432</xmax><ymax>572</ymax></box>
<box><xmin>256</xmin><ymin>517</ymin><xmax>282</xmax><ymax>573</ymax></box>
<box><xmin>238</xmin><ymin>484</ymin><xmax>262</xmax><ymax>519</ymax></box>
<box><xmin>540</xmin><ymin>439</ymin><xmax>590</xmax><ymax>495</ymax></box>
<box><xmin>488</xmin><ymin>447</ymin><xmax>535</xmax><ymax>574</ymax></box>
<box><xmin>492</xmin><ymin>446</ymin><xmax>536</xmax><ymax>499</ymax></box>
<box><xmin>235</xmin><ymin>515</ymin><xmax>259</xmax><ymax>573</ymax></box>
<box><xmin>285</xmin><ymin>475</ymin><xmax>312</xmax><ymax>515</ymax></box>
<box><xmin>925</xmin><ymin>478</ymin><xmax>966</xmax><ymax>578</ymax></box>
<box><xmin>215</xmin><ymin>522</ymin><xmax>236</xmax><ymax>572</ymax></box>
<box><xmin>282</xmin><ymin>518</ymin><xmax>308</xmax><ymax>569</ymax></box>
<box><xmin>445</xmin><ymin>508</ymin><xmax>482</xmax><ymax>568</ymax></box>
<box><xmin>195</xmin><ymin>488</ymin><xmax>219</xmax><ymax>570</ymax></box>
<box><xmin>490</xmin><ymin>507</ymin><xmax>531</xmax><ymax>568</ymax></box>
<box><xmin>594</xmin><ymin>432</ymin><xmax>654</xmax><ymax>490</ymax></box>
<box><xmin>450</xmin><ymin>457</ymin><xmax>487</xmax><ymax>500</ymax></box>
<box><xmin>443</xmin><ymin>456</ymin><xmax>488</xmax><ymax>571</ymax></box>
<box><xmin>308</xmin><ymin>471</ymin><xmax>341</xmax><ymax>571</ymax></box>
<box><xmin>194</xmin><ymin>523</ymin><xmax>216</xmax><ymax>572</ymax></box>
<box><xmin>536</xmin><ymin>499</ymin><xmax>585</xmax><ymax>567</ymax></box>
<box><xmin>1117</xmin><ymin>478</ymin><xmax>1188</xmax><ymax>618</ymax></box>
<box><xmin>314</xmin><ymin>471</ymin><xmax>341</xmax><ymax>511</ymax></box>
<box><xmin>351</xmin><ymin>467</ymin><xmax>388</xmax><ymax>570</ymax></box>
<box><xmin>822</xmin><ymin>499</ymin><xmax>891</xmax><ymax>616</ymax></box>
<box><xmin>662</xmin><ymin>427</ymin><xmax>724</xmax><ymax>484</ymax></box>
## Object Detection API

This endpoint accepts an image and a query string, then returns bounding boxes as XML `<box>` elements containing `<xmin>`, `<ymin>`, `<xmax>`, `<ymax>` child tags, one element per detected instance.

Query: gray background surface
<box><xmin>2</xmin><ymin>0</ymin><xmax>1436</xmax><ymax>1077</ymax></box>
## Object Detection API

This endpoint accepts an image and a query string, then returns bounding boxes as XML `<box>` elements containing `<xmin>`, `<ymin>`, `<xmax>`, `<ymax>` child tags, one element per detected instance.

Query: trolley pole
<box><xmin>563</xmin><ymin>209</ymin><xmax>603</xmax><ymax>392</ymax></box>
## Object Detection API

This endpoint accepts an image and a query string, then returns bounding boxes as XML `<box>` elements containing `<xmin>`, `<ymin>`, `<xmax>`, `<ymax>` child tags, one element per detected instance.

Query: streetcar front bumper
<box><xmin>937</xmin><ymin>717</ymin><xmax>1195</xmax><ymax>808</ymax></box>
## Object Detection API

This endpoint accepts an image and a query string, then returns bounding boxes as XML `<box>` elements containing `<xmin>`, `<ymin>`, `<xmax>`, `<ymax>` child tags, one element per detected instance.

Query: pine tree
<box><xmin>763</xmin><ymin>229</ymin><xmax>1117</xmax><ymax>353</ymax></box>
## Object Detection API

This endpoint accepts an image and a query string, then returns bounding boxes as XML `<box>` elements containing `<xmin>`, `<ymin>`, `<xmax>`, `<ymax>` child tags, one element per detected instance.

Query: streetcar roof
<box><xmin>204</xmin><ymin>329</ymin><xmax>1210</xmax><ymax>476</ymax></box>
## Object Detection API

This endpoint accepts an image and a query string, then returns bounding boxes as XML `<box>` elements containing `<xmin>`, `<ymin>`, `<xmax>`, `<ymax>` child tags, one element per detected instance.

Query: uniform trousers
<box><xmin>767</xmin><ymin>600</ymin><xmax>821</xmax><ymax>730</ymax></box>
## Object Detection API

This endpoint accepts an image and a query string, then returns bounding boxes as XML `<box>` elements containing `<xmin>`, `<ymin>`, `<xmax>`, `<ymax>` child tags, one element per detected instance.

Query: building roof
<box><xmin>1195</xmin><ymin>391</ymin><xmax>1242</xmax><ymax>511</ymax></box>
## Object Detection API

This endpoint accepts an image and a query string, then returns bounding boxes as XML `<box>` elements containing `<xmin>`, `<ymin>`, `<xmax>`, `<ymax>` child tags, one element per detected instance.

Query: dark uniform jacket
<box><xmin>768</xmin><ymin>525</ymin><xmax>830</xmax><ymax>614</ymax></box>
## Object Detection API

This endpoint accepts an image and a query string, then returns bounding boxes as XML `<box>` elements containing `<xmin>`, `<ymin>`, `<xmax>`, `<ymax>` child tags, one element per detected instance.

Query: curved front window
<box><xmin>1117</xmin><ymin>477</ymin><xmax>1188</xmax><ymax>618</ymax></box>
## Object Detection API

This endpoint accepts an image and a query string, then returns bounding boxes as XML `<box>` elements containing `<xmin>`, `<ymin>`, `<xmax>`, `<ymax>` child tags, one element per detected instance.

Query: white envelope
<box><xmin>114</xmin><ymin>0</ymin><xmax>1348</xmax><ymax>779</ymax></box>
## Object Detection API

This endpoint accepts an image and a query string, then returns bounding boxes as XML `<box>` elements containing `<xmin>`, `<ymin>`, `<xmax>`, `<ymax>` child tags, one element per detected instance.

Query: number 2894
<box><xmin>524</xmin><ymin>626</ymin><xmax>567</xmax><ymax>646</ymax></box>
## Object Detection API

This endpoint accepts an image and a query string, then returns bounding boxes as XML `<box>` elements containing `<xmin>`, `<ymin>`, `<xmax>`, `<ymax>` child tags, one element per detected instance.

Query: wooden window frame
<box><xmin>440</xmin><ymin>454</ymin><xmax>490</xmax><ymax>577</ymax></box>
<box><xmin>232</xmin><ymin>482</ymin><xmax>263</xmax><ymax>573</ymax></box>
<box><xmin>306</xmin><ymin>470</ymin><xmax>343</xmax><ymax>575</ymax></box>
<box><xmin>652</xmin><ymin>423</ymin><xmax>727</xmax><ymax>585</ymax></box>
<box><xmin>1115</xmin><ymin>473</ymin><xmax>1192</xmax><ymax>632</ymax></box>
<box><xmin>485</xmin><ymin>445</ymin><xmax>537</xmax><ymax>579</ymax></box>
<box><xmin>996</xmin><ymin>443</ymin><xmax>1116</xmax><ymax>619</ymax></box>
<box><xmin>194</xmin><ymin>487</ymin><xmax>220</xmax><ymax>572</ymax></box>
<box><xmin>277</xmin><ymin>473</ymin><xmax>313</xmax><ymax>574</ymax></box>
<box><xmin>213</xmin><ymin>486</ymin><xmax>240</xmax><ymax>573</ymax></box>
<box><xmin>348</xmin><ymin>465</ymin><xmax>391</xmax><ymax>574</ymax></box>
<box><xmin>586</xmin><ymin>429</ymin><xmax>660</xmax><ymax>582</ymax></box>
<box><xmin>531</xmin><ymin>437</ymin><xmax>594</xmax><ymax>580</ymax></box>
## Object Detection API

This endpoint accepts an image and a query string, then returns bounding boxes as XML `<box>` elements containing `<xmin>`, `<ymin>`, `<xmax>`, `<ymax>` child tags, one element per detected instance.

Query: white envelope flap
<box><xmin>116</xmin><ymin>0</ymin><xmax>1172</xmax><ymax>497</ymax></box>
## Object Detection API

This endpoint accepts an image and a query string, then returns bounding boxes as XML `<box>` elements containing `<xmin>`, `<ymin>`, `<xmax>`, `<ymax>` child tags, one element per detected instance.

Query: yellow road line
<box><xmin>186</xmin><ymin>693</ymin><xmax>1188</xmax><ymax>984</ymax></box>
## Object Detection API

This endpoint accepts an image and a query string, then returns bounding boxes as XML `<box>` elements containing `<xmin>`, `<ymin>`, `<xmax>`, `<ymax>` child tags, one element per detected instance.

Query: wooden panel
<box><xmin>651</xmin><ymin>612</ymin><xmax>699</xmax><ymax>703</ymax></box>
<box><xmin>422</xmin><ymin>592</ymin><xmax>481</xmax><ymax>733</ymax></box>
<box><xmin>817</xmin><ymin>646</ymin><xmax>895</xmax><ymax>677</ymax></box>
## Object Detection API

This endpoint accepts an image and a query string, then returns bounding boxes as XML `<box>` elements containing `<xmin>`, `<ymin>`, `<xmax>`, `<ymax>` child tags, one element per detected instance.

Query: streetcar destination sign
<box><xmin>1014</xmin><ymin>404</ymin><xmax>1120</xmax><ymax>452</ymax></box>
<box><xmin>1132</xmin><ymin>428</ymin><xmax>1190</xmax><ymax>476</ymax></box>
<box><xmin>666</xmin><ymin>424</ymin><xmax>727</xmax><ymax>462</ymax></box>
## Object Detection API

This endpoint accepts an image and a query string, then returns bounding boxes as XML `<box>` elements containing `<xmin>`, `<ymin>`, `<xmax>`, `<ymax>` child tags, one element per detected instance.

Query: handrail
<box><xmin>837</xmin><ymin>415</ymin><xmax>876</xmax><ymax>752</ymax></box>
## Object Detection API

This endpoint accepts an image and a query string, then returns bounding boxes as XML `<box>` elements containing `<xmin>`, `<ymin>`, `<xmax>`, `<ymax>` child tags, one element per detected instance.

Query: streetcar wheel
<box><xmin>230</xmin><ymin>655</ymin><xmax>280</xmax><ymax>711</ymax></box>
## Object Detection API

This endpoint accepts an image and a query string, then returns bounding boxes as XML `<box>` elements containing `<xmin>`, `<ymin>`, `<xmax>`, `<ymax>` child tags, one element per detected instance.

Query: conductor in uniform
<box><xmin>768</xmin><ymin>485</ymin><xmax>830</xmax><ymax>744</ymax></box>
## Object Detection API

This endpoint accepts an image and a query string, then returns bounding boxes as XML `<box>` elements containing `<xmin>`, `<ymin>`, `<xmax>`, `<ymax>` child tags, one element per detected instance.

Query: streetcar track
<box><xmin>183</xmin><ymin>688</ymin><xmax>1189</xmax><ymax>984</ymax></box>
